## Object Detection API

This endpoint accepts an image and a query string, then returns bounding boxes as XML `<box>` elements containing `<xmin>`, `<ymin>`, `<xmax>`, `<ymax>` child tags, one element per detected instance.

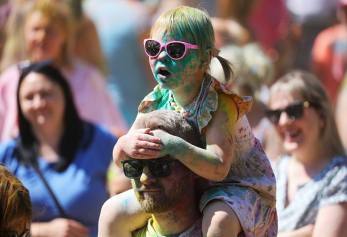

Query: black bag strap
<box><xmin>14</xmin><ymin>139</ymin><xmax>68</xmax><ymax>218</ymax></box>
<box><xmin>30</xmin><ymin>159</ymin><xmax>67</xmax><ymax>218</ymax></box>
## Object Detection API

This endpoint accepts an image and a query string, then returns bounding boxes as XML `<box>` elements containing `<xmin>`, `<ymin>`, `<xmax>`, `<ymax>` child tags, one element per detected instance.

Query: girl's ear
<box><xmin>201</xmin><ymin>48</ymin><xmax>212</xmax><ymax>69</ymax></box>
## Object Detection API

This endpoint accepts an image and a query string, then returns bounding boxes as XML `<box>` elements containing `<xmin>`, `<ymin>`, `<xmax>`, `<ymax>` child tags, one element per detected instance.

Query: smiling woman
<box><xmin>19</xmin><ymin>72</ymin><xmax>65</xmax><ymax>138</ymax></box>
<box><xmin>0</xmin><ymin>62</ymin><xmax>118</xmax><ymax>237</ymax></box>
<box><xmin>268</xmin><ymin>70</ymin><xmax>347</xmax><ymax>237</ymax></box>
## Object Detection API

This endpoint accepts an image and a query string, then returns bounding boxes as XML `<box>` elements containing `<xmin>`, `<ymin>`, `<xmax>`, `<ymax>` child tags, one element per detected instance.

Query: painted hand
<box><xmin>150</xmin><ymin>129</ymin><xmax>178</xmax><ymax>158</ymax></box>
<box><xmin>119</xmin><ymin>128</ymin><xmax>163</xmax><ymax>159</ymax></box>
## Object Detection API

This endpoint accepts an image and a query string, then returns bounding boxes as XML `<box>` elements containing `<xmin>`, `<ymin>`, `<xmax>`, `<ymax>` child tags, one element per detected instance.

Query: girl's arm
<box><xmin>113</xmin><ymin>93</ymin><xmax>237</xmax><ymax>181</ymax></box>
<box><xmin>159</xmin><ymin>93</ymin><xmax>237</xmax><ymax>181</ymax></box>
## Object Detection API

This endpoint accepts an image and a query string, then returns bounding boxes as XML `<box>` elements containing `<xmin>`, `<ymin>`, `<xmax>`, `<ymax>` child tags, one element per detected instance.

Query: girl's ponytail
<box><xmin>215</xmin><ymin>55</ymin><xmax>234</xmax><ymax>84</ymax></box>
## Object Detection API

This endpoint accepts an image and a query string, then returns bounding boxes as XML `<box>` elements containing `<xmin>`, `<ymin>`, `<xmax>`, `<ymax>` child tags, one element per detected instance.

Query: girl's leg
<box><xmin>99</xmin><ymin>189</ymin><xmax>151</xmax><ymax>237</ymax></box>
<box><xmin>202</xmin><ymin>200</ymin><xmax>243</xmax><ymax>237</ymax></box>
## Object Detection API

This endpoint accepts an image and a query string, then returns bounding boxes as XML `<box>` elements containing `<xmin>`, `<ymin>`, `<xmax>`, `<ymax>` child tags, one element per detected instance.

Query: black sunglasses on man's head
<box><xmin>121</xmin><ymin>157</ymin><xmax>178</xmax><ymax>179</ymax></box>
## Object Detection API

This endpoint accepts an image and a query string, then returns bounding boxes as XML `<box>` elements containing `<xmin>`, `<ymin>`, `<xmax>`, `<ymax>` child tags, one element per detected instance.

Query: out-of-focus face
<box><xmin>131</xmin><ymin>131</ymin><xmax>195</xmax><ymax>214</ymax></box>
<box><xmin>24</xmin><ymin>11</ymin><xmax>66</xmax><ymax>62</ymax></box>
<box><xmin>149</xmin><ymin>28</ymin><xmax>204</xmax><ymax>92</ymax></box>
<box><xmin>19</xmin><ymin>72</ymin><xmax>65</xmax><ymax>131</ymax></box>
<box><xmin>269</xmin><ymin>92</ymin><xmax>323</xmax><ymax>155</ymax></box>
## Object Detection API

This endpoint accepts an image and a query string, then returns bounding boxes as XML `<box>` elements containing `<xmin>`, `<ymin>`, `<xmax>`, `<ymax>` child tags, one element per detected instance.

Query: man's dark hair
<box><xmin>134</xmin><ymin>110</ymin><xmax>203</xmax><ymax>149</ymax></box>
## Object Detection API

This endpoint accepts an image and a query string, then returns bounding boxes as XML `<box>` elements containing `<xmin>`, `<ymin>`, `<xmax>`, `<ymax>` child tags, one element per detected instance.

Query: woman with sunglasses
<box><xmin>0</xmin><ymin>165</ymin><xmax>32</xmax><ymax>237</ymax></box>
<box><xmin>267</xmin><ymin>70</ymin><xmax>347</xmax><ymax>236</ymax></box>
<box><xmin>109</xmin><ymin>6</ymin><xmax>276</xmax><ymax>237</ymax></box>
<box><xmin>0</xmin><ymin>62</ymin><xmax>118</xmax><ymax>237</ymax></box>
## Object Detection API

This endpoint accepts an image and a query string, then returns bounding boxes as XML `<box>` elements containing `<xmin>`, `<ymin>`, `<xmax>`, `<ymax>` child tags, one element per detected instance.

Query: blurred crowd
<box><xmin>1</xmin><ymin>0</ymin><xmax>347</xmax><ymax>236</ymax></box>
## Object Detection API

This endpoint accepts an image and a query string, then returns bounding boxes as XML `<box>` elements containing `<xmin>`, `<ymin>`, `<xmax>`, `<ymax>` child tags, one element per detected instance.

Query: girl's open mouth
<box><xmin>158</xmin><ymin>68</ymin><xmax>171</xmax><ymax>78</ymax></box>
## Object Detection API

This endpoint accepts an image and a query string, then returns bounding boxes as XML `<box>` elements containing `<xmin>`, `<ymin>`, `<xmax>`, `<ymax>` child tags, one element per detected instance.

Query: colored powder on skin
<box><xmin>120</xmin><ymin>192</ymin><xmax>133</xmax><ymax>209</ymax></box>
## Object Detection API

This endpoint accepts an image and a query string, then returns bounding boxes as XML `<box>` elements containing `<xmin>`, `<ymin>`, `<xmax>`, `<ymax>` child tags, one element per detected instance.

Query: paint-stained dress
<box><xmin>138</xmin><ymin>74</ymin><xmax>277</xmax><ymax>237</ymax></box>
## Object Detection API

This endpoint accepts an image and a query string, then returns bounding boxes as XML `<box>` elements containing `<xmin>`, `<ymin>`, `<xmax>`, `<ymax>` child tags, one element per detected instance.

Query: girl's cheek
<box><xmin>149</xmin><ymin>59</ymin><xmax>155</xmax><ymax>68</ymax></box>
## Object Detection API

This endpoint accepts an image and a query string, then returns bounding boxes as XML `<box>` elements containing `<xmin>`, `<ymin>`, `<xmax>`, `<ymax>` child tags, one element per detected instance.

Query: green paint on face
<box><xmin>149</xmin><ymin>29</ymin><xmax>203</xmax><ymax>93</ymax></box>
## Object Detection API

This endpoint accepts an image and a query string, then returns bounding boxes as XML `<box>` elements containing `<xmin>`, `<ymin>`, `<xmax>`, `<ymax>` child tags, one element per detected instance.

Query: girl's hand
<box><xmin>118</xmin><ymin>128</ymin><xmax>163</xmax><ymax>159</ymax></box>
<box><xmin>150</xmin><ymin>129</ymin><xmax>178</xmax><ymax>158</ymax></box>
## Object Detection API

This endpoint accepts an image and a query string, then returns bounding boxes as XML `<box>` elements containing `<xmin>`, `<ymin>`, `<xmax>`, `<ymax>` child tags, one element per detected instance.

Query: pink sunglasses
<box><xmin>144</xmin><ymin>39</ymin><xmax>199</xmax><ymax>60</ymax></box>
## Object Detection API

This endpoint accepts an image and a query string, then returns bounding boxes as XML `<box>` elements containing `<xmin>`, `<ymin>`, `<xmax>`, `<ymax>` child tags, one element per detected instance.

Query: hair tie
<box><xmin>213</xmin><ymin>48</ymin><xmax>220</xmax><ymax>57</ymax></box>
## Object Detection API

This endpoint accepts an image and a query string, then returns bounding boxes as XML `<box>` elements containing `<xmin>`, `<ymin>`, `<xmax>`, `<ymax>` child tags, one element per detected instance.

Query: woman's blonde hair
<box><xmin>1</xmin><ymin>0</ymin><xmax>73</xmax><ymax>71</ymax></box>
<box><xmin>150</xmin><ymin>6</ymin><xmax>233</xmax><ymax>83</ymax></box>
<box><xmin>269</xmin><ymin>70</ymin><xmax>345</xmax><ymax>157</ymax></box>
<box><xmin>211</xmin><ymin>43</ymin><xmax>274</xmax><ymax>95</ymax></box>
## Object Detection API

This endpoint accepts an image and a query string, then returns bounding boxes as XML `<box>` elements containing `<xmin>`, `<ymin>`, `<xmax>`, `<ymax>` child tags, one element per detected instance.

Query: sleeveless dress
<box><xmin>138</xmin><ymin>74</ymin><xmax>277</xmax><ymax>237</ymax></box>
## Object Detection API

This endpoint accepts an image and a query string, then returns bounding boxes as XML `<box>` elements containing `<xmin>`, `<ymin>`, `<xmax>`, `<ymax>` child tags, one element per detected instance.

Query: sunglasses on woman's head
<box><xmin>3</xmin><ymin>229</ymin><xmax>30</xmax><ymax>237</ymax></box>
<box><xmin>18</xmin><ymin>58</ymin><xmax>54</xmax><ymax>75</ymax></box>
<box><xmin>266</xmin><ymin>101</ymin><xmax>320</xmax><ymax>124</ymax></box>
<box><xmin>121</xmin><ymin>157</ymin><xmax>178</xmax><ymax>179</ymax></box>
<box><xmin>144</xmin><ymin>39</ymin><xmax>199</xmax><ymax>60</ymax></box>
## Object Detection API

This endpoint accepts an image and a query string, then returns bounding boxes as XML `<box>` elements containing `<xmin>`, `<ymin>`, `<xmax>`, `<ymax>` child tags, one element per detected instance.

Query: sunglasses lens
<box><xmin>167</xmin><ymin>43</ymin><xmax>185</xmax><ymax>59</ymax></box>
<box><xmin>149</xmin><ymin>159</ymin><xmax>173</xmax><ymax>178</ymax></box>
<box><xmin>122</xmin><ymin>158</ymin><xmax>175</xmax><ymax>178</ymax></box>
<box><xmin>286</xmin><ymin>103</ymin><xmax>303</xmax><ymax>120</ymax></box>
<box><xmin>266</xmin><ymin>110</ymin><xmax>281</xmax><ymax>124</ymax></box>
<box><xmin>123</xmin><ymin>161</ymin><xmax>143</xmax><ymax>178</ymax></box>
<box><xmin>145</xmin><ymin>40</ymin><xmax>161</xmax><ymax>56</ymax></box>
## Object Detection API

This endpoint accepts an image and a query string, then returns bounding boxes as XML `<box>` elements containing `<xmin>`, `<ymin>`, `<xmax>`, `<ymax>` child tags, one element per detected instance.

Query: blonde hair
<box><xmin>269</xmin><ymin>70</ymin><xmax>345</xmax><ymax>157</ymax></box>
<box><xmin>1</xmin><ymin>0</ymin><xmax>73</xmax><ymax>71</ymax></box>
<box><xmin>150</xmin><ymin>6</ymin><xmax>233</xmax><ymax>83</ymax></box>
<box><xmin>211</xmin><ymin>43</ymin><xmax>274</xmax><ymax>95</ymax></box>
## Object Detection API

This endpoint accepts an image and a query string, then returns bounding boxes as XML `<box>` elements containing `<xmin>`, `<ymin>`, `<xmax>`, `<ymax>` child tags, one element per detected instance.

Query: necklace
<box><xmin>169</xmin><ymin>77</ymin><xmax>205</xmax><ymax>117</ymax></box>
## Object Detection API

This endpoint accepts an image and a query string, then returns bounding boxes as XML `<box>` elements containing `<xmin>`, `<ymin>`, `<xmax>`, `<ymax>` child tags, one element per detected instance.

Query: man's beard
<box><xmin>137</xmin><ymin>192</ymin><xmax>171</xmax><ymax>214</ymax></box>
<box><xmin>134</xmin><ymin>175</ymin><xmax>192</xmax><ymax>214</ymax></box>
<box><xmin>135</xmin><ymin>185</ymin><xmax>179</xmax><ymax>214</ymax></box>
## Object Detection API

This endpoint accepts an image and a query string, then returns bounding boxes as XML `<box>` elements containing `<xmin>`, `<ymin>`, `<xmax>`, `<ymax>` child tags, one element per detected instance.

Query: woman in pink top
<box><xmin>0</xmin><ymin>0</ymin><xmax>128</xmax><ymax>141</ymax></box>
